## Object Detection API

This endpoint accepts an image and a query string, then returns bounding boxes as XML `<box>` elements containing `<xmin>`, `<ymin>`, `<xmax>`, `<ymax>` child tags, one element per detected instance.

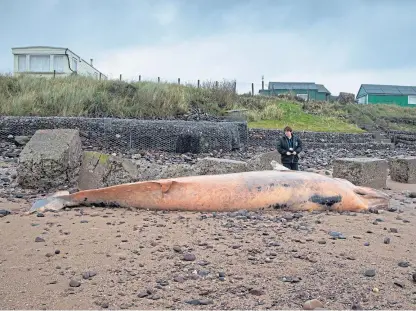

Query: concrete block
<box><xmin>158</xmin><ymin>163</ymin><xmax>199</xmax><ymax>179</ymax></box>
<box><xmin>14</xmin><ymin>136</ymin><xmax>30</xmax><ymax>146</ymax></box>
<box><xmin>17</xmin><ymin>129</ymin><xmax>82</xmax><ymax>190</ymax></box>
<box><xmin>78</xmin><ymin>151</ymin><xmax>139</xmax><ymax>190</ymax></box>
<box><xmin>271</xmin><ymin>160</ymin><xmax>289</xmax><ymax>171</ymax></box>
<box><xmin>194</xmin><ymin>157</ymin><xmax>248</xmax><ymax>175</ymax></box>
<box><xmin>332</xmin><ymin>157</ymin><xmax>388</xmax><ymax>189</ymax></box>
<box><xmin>247</xmin><ymin>151</ymin><xmax>281</xmax><ymax>171</ymax></box>
<box><xmin>134</xmin><ymin>159</ymin><xmax>165</xmax><ymax>181</ymax></box>
<box><xmin>389</xmin><ymin>156</ymin><xmax>416</xmax><ymax>184</ymax></box>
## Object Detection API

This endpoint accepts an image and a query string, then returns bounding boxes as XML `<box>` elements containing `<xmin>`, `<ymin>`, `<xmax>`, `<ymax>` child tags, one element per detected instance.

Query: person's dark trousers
<box><xmin>282</xmin><ymin>163</ymin><xmax>299</xmax><ymax>170</ymax></box>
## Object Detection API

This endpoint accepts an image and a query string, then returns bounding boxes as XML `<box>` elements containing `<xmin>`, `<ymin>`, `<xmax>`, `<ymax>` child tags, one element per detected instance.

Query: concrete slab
<box><xmin>332</xmin><ymin>157</ymin><xmax>388</xmax><ymax>189</ymax></box>
<box><xmin>158</xmin><ymin>163</ymin><xmax>199</xmax><ymax>179</ymax></box>
<box><xmin>389</xmin><ymin>156</ymin><xmax>416</xmax><ymax>184</ymax></box>
<box><xmin>77</xmin><ymin>151</ymin><xmax>139</xmax><ymax>190</ymax></box>
<box><xmin>17</xmin><ymin>129</ymin><xmax>82</xmax><ymax>190</ymax></box>
<box><xmin>247</xmin><ymin>151</ymin><xmax>281</xmax><ymax>171</ymax></box>
<box><xmin>194</xmin><ymin>157</ymin><xmax>248</xmax><ymax>175</ymax></box>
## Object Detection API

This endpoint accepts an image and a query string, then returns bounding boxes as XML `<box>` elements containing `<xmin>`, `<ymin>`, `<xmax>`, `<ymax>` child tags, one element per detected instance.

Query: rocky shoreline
<box><xmin>1</xmin><ymin>132</ymin><xmax>416</xmax><ymax>310</ymax></box>
<box><xmin>1</xmin><ymin>135</ymin><xmax>415</xmax><ymax>202</ymax></box>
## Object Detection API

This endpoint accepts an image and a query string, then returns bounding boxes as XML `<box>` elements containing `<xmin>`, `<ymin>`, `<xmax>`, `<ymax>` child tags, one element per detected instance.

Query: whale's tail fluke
<box><xmin>28</xmin><ymin>191</ymin><xmax>71</xmax><ymax>214</ymax></box>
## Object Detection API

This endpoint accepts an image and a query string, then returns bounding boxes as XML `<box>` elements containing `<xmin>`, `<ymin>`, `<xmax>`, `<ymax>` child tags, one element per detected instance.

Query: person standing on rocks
<box><xmin>276</xmin><ymin>126</ymin><xmax>302</xmax><ymax>170</ymax></box>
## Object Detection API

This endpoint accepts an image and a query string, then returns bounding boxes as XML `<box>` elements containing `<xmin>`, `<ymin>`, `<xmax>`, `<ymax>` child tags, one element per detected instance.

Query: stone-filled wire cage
<box><xmin>0</xmin><ymin>116</ymin><xmax>248</xmax><ymax>154</ymax></box>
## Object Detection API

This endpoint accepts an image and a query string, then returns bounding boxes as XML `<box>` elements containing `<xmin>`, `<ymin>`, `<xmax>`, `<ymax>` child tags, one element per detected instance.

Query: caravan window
<box><xmin>29</xmin><ymin>55</ymin><xmax>50</xmax><ymax>72</ymax></box>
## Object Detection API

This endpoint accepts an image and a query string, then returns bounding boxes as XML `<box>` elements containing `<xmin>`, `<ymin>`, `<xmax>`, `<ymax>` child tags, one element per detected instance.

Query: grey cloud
<box><xmin>216</xmin><ymin>0</ymin><xmax>416</xmax><ymax>71</ymax></box>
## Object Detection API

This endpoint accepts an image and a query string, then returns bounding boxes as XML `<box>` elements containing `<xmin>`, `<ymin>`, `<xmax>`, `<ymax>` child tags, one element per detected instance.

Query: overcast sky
<box><xmin>1</xmin><ymin>0</ymin><xmax>415</xmax><ymax>95</ymax></box>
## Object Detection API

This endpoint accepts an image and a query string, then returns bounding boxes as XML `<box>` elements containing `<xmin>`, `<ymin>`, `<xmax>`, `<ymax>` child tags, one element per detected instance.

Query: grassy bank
<box><xmin>247</xmin><ymin>101</ymin><xmax>365</xmax><ymax>133</ymax></box>
<box><xmin>302</xmin><ymin>100</ymin><xmax>416</xmax><ymax>132</ymax></box>
<box><xmin>0</xmin><ymin>74</ymin><xmax>256</xmax><ymax>118</ymax></box>
<box><xmin>0</xmin><ymin>74</ymin><xmax>414</xmax><ymax>133</ymax></box>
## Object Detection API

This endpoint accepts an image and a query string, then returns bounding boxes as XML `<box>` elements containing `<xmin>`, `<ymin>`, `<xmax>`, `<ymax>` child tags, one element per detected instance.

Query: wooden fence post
<box><xmin>252</xmin><ymin>83</ymin><xmax>254</xmax><ymax>96</ymax></box>
<box><xmin>139</xmin><ymin>75</ymin><xmax>141</xmax><ymax>81</ymax></box>
<box><xmin>119</xmin><ymin>74</ymin><xmax>122</xmax><ymax>81</ymax></box>
<box><xmin>158</xmin><ymin>77</ymin><xmax>160</xmax><ymax>83</ymax></box>
<box><xmin>178</xmin><ymin>78</ymin><xmax>180</xmax><ymax>84</ymax></box>
<box><xmin>197</xmin><ymin>80</ymin><xmax>200</xmax><ymax>88</ymax></box>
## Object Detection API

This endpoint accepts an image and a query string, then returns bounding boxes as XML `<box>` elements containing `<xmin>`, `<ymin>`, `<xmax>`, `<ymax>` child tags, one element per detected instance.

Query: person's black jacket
<box><xmin>276</xmin><ymin>134</ymin><xmax>302</xmax><ymax>164</ymax></box>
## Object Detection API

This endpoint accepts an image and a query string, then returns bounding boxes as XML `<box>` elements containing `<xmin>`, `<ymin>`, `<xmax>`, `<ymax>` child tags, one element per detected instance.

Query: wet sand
<box><xmin>0</xmin><ymin>180</ymin><xmax>416</xmax><ymax>310</ymax></box>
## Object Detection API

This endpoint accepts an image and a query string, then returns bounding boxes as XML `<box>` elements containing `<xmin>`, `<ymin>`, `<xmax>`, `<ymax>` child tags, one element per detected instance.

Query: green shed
<box><xmin>356</xmin><ymin>84</ymin><xmax>416</xmax><ymax>107</ymax></box>
<box><xmin>258</xmin><ymin>82</ymin><xmax>331</xmax><ymax>101</ymax></box>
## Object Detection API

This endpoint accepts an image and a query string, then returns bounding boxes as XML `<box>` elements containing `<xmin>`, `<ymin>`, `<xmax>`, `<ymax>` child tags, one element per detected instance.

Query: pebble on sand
<box><xmin>0</xmin><ymin>209</ymin><xmax>11</xmax><ymax>216</ymax></box>
<box><xmin>398</xmin><ymin>261</ymin><xmax>410</xmax><ymax>268</ymax></box>
<box><xmin>408</xmin><ymin>192</ymin><xmax>416</xmax><ymax>198</ymax></box>
<box><xmin>82</xmin><ymin>271</ymin><xmax>97</xmax><ymax>279</ymax></box>
<box><xmin>173</xmin><ymin>275</ymin><xmax>185</xmax><ymax>283</ymax></box>
<box><xmin>328</xmin><ymin>231</ymin><xmax>346</xmax><ymax>239</ymax></box>
<box><xmin>173</xmin><ymin>245</ymin><xmax>182</xmax><ymax>253</ymax></box>
<box><xmin>303</xmin><ymin>299</ymin><xmax>324</xmax><ymax>310</ymax></box>
<box><xmin>100</xmin><ymin>301</ymin><xmax>109</xmax><ymax>309</ymax></box>
<box><xmin>137</xmin><ymin>290</ymin><xmax>148</xmax><ymax>298</ymax></box>
<box><xmin>69</xmin><ymin>279</ymin><xmax>81</xmax><ymax>287</ymax></box>
<box><xmin>185</xmin><ymin>299</ymin><xmax>213</xmax><ymax>305</ymax></box>
<box><xmin>182</xmin><ymin>253</ymin><xmax>196</xmax><ymax>261</ymax></box>
<box><xmin>249</xmin><ymin>288</ymin><xmax>265</xmax><ymax>296</ymax></box>
<box><xmin>364</xmin><ymin>269</ymin><xmax>376</xmax><ymax>277</ymax></box>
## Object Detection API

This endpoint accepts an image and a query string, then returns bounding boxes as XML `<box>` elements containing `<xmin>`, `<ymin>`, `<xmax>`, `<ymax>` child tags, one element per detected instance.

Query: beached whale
<box><xmin>27</xmin><ymin>169</ymin><xmax>390</xmax><ymax>214</ymax></box>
